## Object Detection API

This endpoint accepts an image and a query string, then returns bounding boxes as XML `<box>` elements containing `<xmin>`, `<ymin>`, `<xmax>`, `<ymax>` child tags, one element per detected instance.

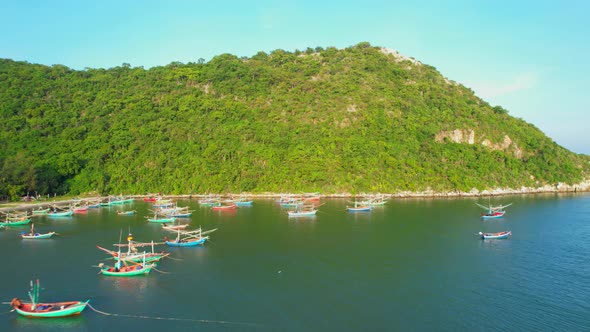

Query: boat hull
<box><xmin>21</xmin><ymin>232</ymin><xmax>55</xmax><ymax>239</ymax></box>
<box><xmin>47</xmin><ymin>211</ymin><xmax>73</xmax><ymax>217</ymax></box>
<box><xmin>166</xmin><ymin>237</ymin><xmax>207</xmax><ymax>247</ymax></box>
<box><xmin>147</xmin><ymin>217</ymin><xmax>176</xmax><ymax>223</ymax></box>
<box><xmin>347</xmin><ymin>207</ymin><xmax>373</xmax><ymax>212</ymax></box>
<box><xmin>100</xmin><ymin>265</ymin><xmax>153</xmax><ymax>276</ymax></box>
<box><xmin>13</xmin><ymin>301</ymin><xmax>88</xmax><ymax>318</ymax></box>
<box><xmin>288</xmin><ymin>211</ymin><xmax>317</xmax><ymax>217</ymax></box>
<box><xmin>480</xmin><ymin>231</ymin><xmax>512</xmax><ymax>239</ymax></box>
<box><xmin>0</xmin><ymin>219</ymin><xmax>31</xmax><ymax>226</ymax></box>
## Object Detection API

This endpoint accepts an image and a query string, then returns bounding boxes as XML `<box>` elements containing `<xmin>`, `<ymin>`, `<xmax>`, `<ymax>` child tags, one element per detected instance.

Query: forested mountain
<box><xmin>0</xmin><ymin>42</ymin><xmax>588</xmax><ymax>199</ymax></box>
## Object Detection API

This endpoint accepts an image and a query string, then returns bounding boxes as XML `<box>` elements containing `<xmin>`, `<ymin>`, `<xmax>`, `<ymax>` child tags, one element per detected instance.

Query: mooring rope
<box><xmin>0</xmin><ymin>309</ymin><xmax>14</xmax><ymax>316</ymax></box>
<box><xmin>87</xmin><ymin>303</ymin><xmax>261</xmax><ymax>327</ymax></box>
<box><xmin>151</xmin><ymin>267</ymin><xmax>170</xmax><ymax>274</ymax></box>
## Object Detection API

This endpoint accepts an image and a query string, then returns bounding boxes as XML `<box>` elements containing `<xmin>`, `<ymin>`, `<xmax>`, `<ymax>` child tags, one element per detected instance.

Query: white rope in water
<box><xmin>87</xmin><ymin>303</ymin><xmax>261</xmax><ymax>327</ymax></box>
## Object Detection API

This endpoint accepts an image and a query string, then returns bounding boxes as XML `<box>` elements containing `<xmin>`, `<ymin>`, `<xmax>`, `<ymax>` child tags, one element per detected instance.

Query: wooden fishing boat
<box><xmin>288</xmin><ymin>204</ymin><xmax>318</xmax><ymax>217</ymax></box>
<box><xmin>99</xmin><ymin>261</ymin><xmax>154</xmax><ymax>276</ymax></box>
<box><xmin>117</xmin><ymin>210</ymin><xmax>136</xmax><ymax>216</ymax></box>
<box><xmin>166</xmin><ymin>237</ymin><xmax>208</xmax><ymax>247</ymax></box>
<box><xmin>32</xmin><ymin>208</ymin><xmax>50</xmax><ymax>215</ymax></box>
<box><xmin>199</xmin><ymin>195</ymin><xmax>221</xmax><ymax>206</ymax></box>
<box><xmin>212</xmin><ymin>203</ymin><xmax>237</xmax><ymax>211</ymax></box>
<box><xmin>0</xmin><ymin>218</ymin><xmax>31</xmax><ymax>226</ymax></box>
<box><xmin>346</xmin><ymin>201</ymin><xmax>373</xmax><ymax>212</ymax></box>
<box><xmin>481</xmin><ymin>211</ymin><xmax>506</xmax><ymax>219</ymax></box>
<box><xmin>47</xmin><ymin>210</ymin><xmax>74</xmax><ymax>217</ymax></box>
<box><xmin>98</xmin><ymin>248</ymin><xmax>155</xmax><ymax>276</ymax></box>
<box><xmin>21</xmin><ymin>224</ymin><xmax>56</xmax><ymax>239</ymax></box>
<box><xmin>143</xmin><ymin>195</ymin><xmax>159</xmax><ymax>202</ymax></box>
<box><xmin>476</xmin><ymin>201</ymin><xmax>512</xmax><ymax>219</ymax></box>
<box><xmin>229</xmin><ymin>194</ymin><xmax>253</xmax><ymax>206</ymax></box>
<box><xmin>479</xmin><ymin>230</ymin><xmax>511</xmax><ymax>239</ymax></box>
<box><xmin>10</xmin><ymin>280</ymin><xmax>88</xmax><ymax>318</ymax></box>
<box><xmin>97</xmin><ymin>245</ymin><xmax>169</xmax><ymax>263</ymax></box>
<box><xmin>98</xmin><ymin>233</ymin><xmax>169</xmax><ymax>264</ymax></box>
<box><xmin>147</xmin><ymin>216</ymin><xmax>176</xmax><ymax>223</ymax></box>
<box><xmin>21</xmin><ymin>232</ymin><xmax>56</xmax><ymax>239</ymax></box>
<box><xmin>73</xmin><ymin>206</ymin><xmax>88</xmax><ymax>213</ymax></box>
<box><xmin>162</xmin><ymin>223</ymin><xmax>189</xmax><ymax>231</ymax></box>
<box><xmin>165</xmin><ymin>228</ymin><xmax>217</xmax><ymax>247</ymax></box>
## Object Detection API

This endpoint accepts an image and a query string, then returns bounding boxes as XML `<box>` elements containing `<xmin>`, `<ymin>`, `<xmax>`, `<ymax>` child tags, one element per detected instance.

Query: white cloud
<box><xmin>469</xmin><ymin>72</ymin><xmax>539</xmax><ymax>98</ymax></box>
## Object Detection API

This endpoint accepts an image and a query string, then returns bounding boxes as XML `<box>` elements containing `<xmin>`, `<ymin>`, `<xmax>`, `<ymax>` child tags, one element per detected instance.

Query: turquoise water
<box><xmin>0</xmin><ymin>194</ymin><xmax>589</xmax><ymax>331</ymax></box>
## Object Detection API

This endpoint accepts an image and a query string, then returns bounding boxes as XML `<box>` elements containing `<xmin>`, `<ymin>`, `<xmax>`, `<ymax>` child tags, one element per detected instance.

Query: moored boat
<box><xmin>0</xmin><ymin>218</ymin><xmax>32</xmax><ymax>226</ymax></box>
<box><xmin>99</xmin><ymin>262</ymin><xmax>154</xmax><ymax>276</ymax></box>
<box><xmin>47</xmin><ymin>209</ymin><xmax>74</xmax><ymax>217</ymax></box>
<box><xmin>21</xmin><ymin>224</ymin><xmax>56</xmax><ymax>239</ymax></box>
<box><xmin>481</xmin><ymin>211</ymin><xmax>506</xmax><ymax>219</ymax></box>
<box><xmin>288</xmin><ymin>204</ymin><xmax>318</xmax><ymax>217</ymax></box>
<box><xmin>32</xmin><ymin>208</ymin><xmax>50</xmax><ymax>215</ymax></box>
<box><xmin>212</xmin><ymin>203</ymin><xmax>237</xmax><ymax>211</ymax></box>
<box><xmin>346</xmin><ymin>200</ymin><xmax>373</xmax><ymax>212</ymax></box>
<box><xmin>479</xmin><ymin>230</ymin><xmax>511</xmax><ymax>239</ymax></box>
<box><xmin>10</xmin><ymin>280</ymin><xmax>88</xmax><ymax>318</ymax></box>
<box><xmin>165</xmin><ymin>228</ymin><xmax>217</xmax><ymax>247</ymax></box>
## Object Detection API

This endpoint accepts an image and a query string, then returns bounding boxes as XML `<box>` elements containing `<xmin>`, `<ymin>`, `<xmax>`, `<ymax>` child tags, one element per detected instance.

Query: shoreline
<box><xmin>2</xmin><ymin>180</ymin><xmax>589</xmax><ymax>212</ymax></box>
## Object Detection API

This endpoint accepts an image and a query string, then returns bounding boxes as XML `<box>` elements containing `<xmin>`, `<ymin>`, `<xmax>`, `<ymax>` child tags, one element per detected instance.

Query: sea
<box><xmin>0</xmin><ymin>193</ymin><xmax>588</xmax><ymax>331</ymax></box>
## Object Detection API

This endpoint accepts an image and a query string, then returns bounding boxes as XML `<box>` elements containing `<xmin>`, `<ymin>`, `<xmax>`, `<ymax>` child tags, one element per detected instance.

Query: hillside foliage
<box><xmin>1</xmin><ymin>42</ymin><xmax>588</xmax><ymax>199</ymax></box>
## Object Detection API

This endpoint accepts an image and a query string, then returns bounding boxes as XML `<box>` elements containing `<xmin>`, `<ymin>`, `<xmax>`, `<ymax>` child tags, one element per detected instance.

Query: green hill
<box><xmin>0</xmin><ymin>42</ymin><xmax>588</xmax><ymax>199</ymax></box>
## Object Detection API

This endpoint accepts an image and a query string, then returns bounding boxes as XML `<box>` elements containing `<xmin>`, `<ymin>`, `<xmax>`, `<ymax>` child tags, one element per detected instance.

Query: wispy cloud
<box><xmin>469</xmin><ymin>72</ymin><xmax>539</xmax><ymax>98</ymax></box>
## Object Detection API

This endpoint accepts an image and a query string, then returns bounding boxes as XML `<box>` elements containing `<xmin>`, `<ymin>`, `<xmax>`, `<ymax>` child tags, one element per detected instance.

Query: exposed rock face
<box><xmin>380</xmin><ymin>48</ymin><xmax>422</xmax><ymax>66</ymax></box>
<box><xmin>435</xmin><ymin>129</ymin><xmax>475</xmax><ymax>144</ymax></box>
<box><xmin>436</xmin><ymin>129</ymin><xmax>523</xmax><ymax>159</ymax></box>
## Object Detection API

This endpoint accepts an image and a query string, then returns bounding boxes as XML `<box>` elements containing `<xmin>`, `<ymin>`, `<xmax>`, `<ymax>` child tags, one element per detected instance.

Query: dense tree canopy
<box><xmin>0</xmin><ymin>42</ymin><xmax>588</xmax><ymax>199</ymax></box>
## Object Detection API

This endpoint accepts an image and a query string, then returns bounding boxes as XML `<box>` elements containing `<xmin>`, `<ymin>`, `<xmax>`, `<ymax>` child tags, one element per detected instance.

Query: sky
<box><xmin>1</xmin><ymin>0</ymin><xmax>588</xmax><ymax>154</ymax></box>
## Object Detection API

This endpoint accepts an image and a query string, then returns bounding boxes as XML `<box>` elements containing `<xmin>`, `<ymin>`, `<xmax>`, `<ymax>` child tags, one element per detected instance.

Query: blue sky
<box><xmin>1</xmin><ymin>0</ymin><xmax>588</xmax><ymax>154</ymax></box>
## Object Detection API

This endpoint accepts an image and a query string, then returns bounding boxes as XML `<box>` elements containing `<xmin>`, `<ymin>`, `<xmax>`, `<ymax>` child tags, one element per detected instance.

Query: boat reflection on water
<box><xmin>13</xmin><ymin>315</ymin><xmax>87</xmax><ymax>329</ymax></box>
<box><xmin>97</xmin><ymin>276</ymin><xmax>151</xmax><ymax>302</ymax></box>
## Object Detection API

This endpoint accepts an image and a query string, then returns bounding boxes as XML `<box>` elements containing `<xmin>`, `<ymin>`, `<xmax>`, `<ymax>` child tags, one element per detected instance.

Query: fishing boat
<box><xmin>21</xmin><ymin>224</ymin><xmax>56</xmax><ymax>239</ymax></box>
<box><xmin>0</xmin><ymin>217</ymin><xmax>32</xmax><ymax>226</ymax></box>
<box><xmin>98</xmin><ymin>255</ymin><xmax>155</xmax><ymax>276</ymax></box>
<box><xmin>97</xmin><ymin>232</ymin><xmax>169</xmax><ymax>264</ymax></box>
<box><xmin>476</xmin><ymin>201</ymin><xmax>512</xmax><ymax>219</ymax></box>
<box><xmin>47</xmin><ymin>209</ymin><xmax>74</xmax><ymax>217</ymax></box>
<box><xmin>165</xmin><ymin>228</ymin><xmax>217</xmax><ymax>247</ymax></box>
<box><xmin>117</xmin><ymin>210</ymin><xmax>136</xmax><ymax>216</ymax></box>
<box><xmin>346</xmin><ymin>200</ymin><xmax>373</xmax><ymax>212</ymax></box>
<box><xmin>73</xmin><ymin>205</ymin><xmax>88</xmax><ymax>213</ymax></box>
<box><xmin>361</xmin><ymin>193</ymin><xmax>388</xmax><ymax>206</ymax></box>
<box><xmin>143</xmin><ymin>195</ymin><xmax>160</xmax><ymax>202</ymax></box>
<box><xmin>479</xmin><ymin>230</ymin><xmax>511</xmax><ymax>239</ymax></box>
<box><xmin>211</xmin><ymin>202</ymin><xmax>237</xmax><ymax>211</ymax></box>
<box><xmin>97</xmin><ymin>243</ymin><xmax>169</xmax><ymax>263</ymax></box>
<box><xmin>481</xmin><ymin>210</ymin><xmax>506</xmax><ymax>219</ymax></box>
<box><xmin>288</xmin><ymin>204</ymin><xmax>318</xmax><ymax>217</ymax></box>
<box><xmin>9</xmin><ymin>279</ymin><xmax>88</xmax><ymax>318</ymax></box>
<box><xmin>146</xmin><ymin>210</ymin><xmax>176</xmax><ymax>223</ymax></box>
<box><xmin>32</xmin><ymin>208</ymin><xmax>50</xmax><ymax>215</ymax></box>
<box><xmin>162</xmin><ymin>223</ymin><xmax>189</xmax><ymax>231</ymax></box>
<box><xmin>199</xmin><ymin>195</ymin><xmax>221</xmax><ymax>206</ymax></box>
<box><xmin>147</xmin><ymin>215</ymin><xmax>176</xmax><ymax>223</ymax></box>
<box><xmin>230</xmin><ymin>194</ymin><xmax>254</xmax><ymax>206</ymax></box>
